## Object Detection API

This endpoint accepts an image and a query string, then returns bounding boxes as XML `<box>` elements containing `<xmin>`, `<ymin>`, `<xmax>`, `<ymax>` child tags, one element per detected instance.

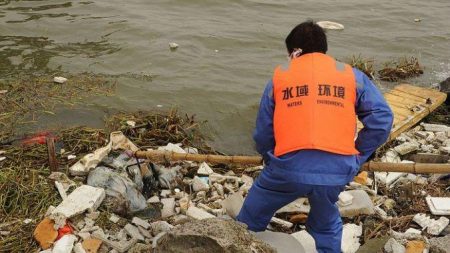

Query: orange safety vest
<box><xmin>273</xmin><ymin>53</ymin><xmax>359</xmax><ymax>156</ymax></box>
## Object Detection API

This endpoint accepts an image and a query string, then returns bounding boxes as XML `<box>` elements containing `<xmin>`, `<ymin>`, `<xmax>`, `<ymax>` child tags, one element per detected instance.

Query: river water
<box><xmin>1</xmin><ymin>0</ymin><xmax>449</xmax><ymax>154</ymax></box>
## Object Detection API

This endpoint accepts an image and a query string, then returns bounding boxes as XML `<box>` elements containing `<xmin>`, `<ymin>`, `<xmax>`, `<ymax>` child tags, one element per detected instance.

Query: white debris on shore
<box><xmin>30</xmin><ymin>120</ymin><xmax>450</xmax><ymax>252</ymax></box>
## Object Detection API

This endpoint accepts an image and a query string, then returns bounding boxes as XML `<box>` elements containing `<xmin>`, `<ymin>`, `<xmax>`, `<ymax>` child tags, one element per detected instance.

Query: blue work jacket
<box><xmin>254</xmin><ymin>68</ymin><xmax>394</xmax><ymax>185</ymax></box>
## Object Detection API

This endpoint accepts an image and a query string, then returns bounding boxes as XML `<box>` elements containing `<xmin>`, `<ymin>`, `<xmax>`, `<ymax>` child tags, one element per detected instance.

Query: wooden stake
<box><xmin>46</xmin><ymin>136</ymin><xmax>58</xmax><ymax>172</ymax></box>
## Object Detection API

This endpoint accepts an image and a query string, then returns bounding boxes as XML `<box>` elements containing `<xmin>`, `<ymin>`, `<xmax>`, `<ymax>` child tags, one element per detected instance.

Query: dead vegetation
<box><xmin>345</xmin><ymin>55</ymin><xmax>424</xmax><ymax>82</ymax></box>
<box><xmin>378</xmin><ymin>57</ymin><xmax>424</xmax><ymax>82</ymax></box>
<box><xmin>0</xmin><ymin>74</ymin><xmax>115</xmax><ymax>144</ymax></box>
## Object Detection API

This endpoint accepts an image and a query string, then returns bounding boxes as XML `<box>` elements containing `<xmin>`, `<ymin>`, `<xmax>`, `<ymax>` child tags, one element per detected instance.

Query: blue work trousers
<box><xmin>236</xmin><ymin>165</ymin><xmax>345</xmax><ymax>253</ymax></box>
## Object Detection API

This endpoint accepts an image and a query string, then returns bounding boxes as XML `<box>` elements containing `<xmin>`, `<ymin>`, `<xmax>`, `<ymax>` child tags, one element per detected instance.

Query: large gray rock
<box><xmin>154</xmin><ymin>218</ymin><xmax>275</xmax><ymax>253</ymax></box>
<box><xmin>255</xmin><ymin>231</ymin><xmax>305</xmax><ymax>253</ymax></box>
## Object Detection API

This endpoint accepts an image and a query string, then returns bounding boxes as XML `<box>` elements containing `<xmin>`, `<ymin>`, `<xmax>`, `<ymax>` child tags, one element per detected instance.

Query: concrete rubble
<box><xmin>30</xmin><ymin>123</ymin><xmax>450</xmax><ymax>252</ymax></box>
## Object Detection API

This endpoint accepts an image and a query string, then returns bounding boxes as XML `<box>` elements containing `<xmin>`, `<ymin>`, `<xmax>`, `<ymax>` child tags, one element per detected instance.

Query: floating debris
<box><xmin>316</xmin><ymin>21</ymin><xmax>344</xmax><ymax>30</ymax></box>
<box><xmin>53</xmin><ymin>76</ymin><xmax>68</xmax><ymax>84</ymax></box>
<box><xmin>378</xmin><ymin>57</ymin><xmax>424</xmax><ymax>81</ymax></box>
<box><xmin>169</xmin><ymin>42</ymin><xmax>179</xmax><ymax>50</ymax></box>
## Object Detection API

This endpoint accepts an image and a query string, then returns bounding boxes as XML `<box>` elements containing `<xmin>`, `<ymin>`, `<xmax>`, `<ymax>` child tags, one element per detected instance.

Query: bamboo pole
<box><xmin>134</xmin><ymin>150</ymin><xmax>450</xmax><ymax>173</ymax></box>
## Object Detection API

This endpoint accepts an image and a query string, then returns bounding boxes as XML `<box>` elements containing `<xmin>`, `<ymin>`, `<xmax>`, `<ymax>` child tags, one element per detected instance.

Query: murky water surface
<box><xmin>1</xmin><ymin>0</ymin><xmax>449</xmax><ymax>153</ymax></box>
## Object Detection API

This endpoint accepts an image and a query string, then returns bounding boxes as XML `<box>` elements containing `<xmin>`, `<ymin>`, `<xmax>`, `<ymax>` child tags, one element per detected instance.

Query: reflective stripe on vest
<box><xmin>273</xmin><ymin>53</ymin><xmax>359</xmax><ymax>156</ymax></box>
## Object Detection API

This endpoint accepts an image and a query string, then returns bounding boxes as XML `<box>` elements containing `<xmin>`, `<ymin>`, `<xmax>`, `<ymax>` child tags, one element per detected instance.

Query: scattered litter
<box><xmin>197</xmin><ymin>162</ymin><xmax>214</xmax><ymax>175</ymax></box>
<box><xmin>109</xmin><ymin>214</ymin><xmax>120</xmax><ymax>224</ymax></box>
<box><xmin>270</xmin><ymin>217</ymin><xmax>293</xmax><ymax>229</ymax></box>
<box><xmin>414</xmin><ymin>18</ymin><xmax>421</xmax><ymax>22</ymax></box>
<box><xmin>52</xmin><ymin>234</ymin><xmax>76</xmax><ymax>253</ymax></box>
<box><xmin>341</xmin><ymin>224</ymin><xmax>362</xmax><ymax>253</ymax></box>
<box><xmin>316</xmin><ymin>21</ymin><xmax>344</xmax><ymax>30</ymax></box>
<box><xmin>131</xmin><ymin>217</ymin><xmax>150</xmax><ymax>229</ymax></box>
<box><xmin>186</xmin><ymin>206</ymin><xmax>215</xmax><ymax>220</ymax></box>
<box><xmin>50</xmin><ymin>185</ymin><xmax>105</xmax><ymax>222</ymax></box>
<box><xmin>67</xmin><ymin>155</ymin><xmax>77</xmax><ymax>160</ymax></box>
<box><xmin>0</xmin><ymin>90</ymin><xmax>8</xmax><ymax>94</ymax></box>
<box><xmin>0</xmin><ymin>157</ymin><xmax>6</xmax><ymax>162</ymax></box>
<box><xmin>124</xmin><ymin>224</ymin><xmax>145</xmax><ymax>241</ymax></box>
<box><xmin>169</xmin><ymin>42</ymin><xmax>179</xmax><ymax>50</ymax></box>
<box><xmin>53</xmin><ymin>76</ymin><xmax>68</xmax><ymax>84</ymax></box>
<box><xmin>33</xmin><ymin>218</ymin><xmax>58</xmax><ymax>250</ymax></box>
<box><xmin>23</xmin><ymin>218</ymin><xmax>32</xmax><ymax>224</ymax></box>
<box><xmin>87</xmin><ymin>167</ymin><xmax>147</xmax><ymax>213</ymax></box>
<box><xmin>338</xmin><ymin>191</ymin><xmax>354</xmax><ymax>207</ymax></box>
<box><xmin>413</xmin><ymin>213</ymin><xmax>449</xmax><ymax>235</ymax></box>
<box><xmin>126</xmin><ymin>120</ymin><xmax>136</xmax><ymax>127</ymax></box>
<box><xmin>339</xmin><ymin>190</ymin><xmax>374</xmax><ymax>217</ymax></box>
<box><xmin>426</xmin><ymin>196</ymin><xmax>450</xmax><ymax>215</ymax></box>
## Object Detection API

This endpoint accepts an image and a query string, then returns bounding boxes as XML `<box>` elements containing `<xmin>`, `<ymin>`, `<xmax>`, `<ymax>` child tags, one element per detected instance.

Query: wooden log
<box><xmin>134</xmin><ymin>150</ymin><xmax>450</xmax><ymax>173</ymax></box>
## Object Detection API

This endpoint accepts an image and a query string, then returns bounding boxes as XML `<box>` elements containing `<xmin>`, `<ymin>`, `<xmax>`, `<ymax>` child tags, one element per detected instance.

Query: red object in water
<box><xmin>56</xmin><ymin>224</ymin><xmax>74</xmax><ymax>240</ymax></box>
<box><xmin>20</xmin><ymin>131</ymin><xmax>56</xmax><ymax>146</ymax></box>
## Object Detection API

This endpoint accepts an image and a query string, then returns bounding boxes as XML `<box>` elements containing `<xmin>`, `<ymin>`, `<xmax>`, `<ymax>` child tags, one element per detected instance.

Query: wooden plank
<box><xmin>386</xmin><ymin>84</ymin><xmax>446</xmax><ymax>141</ymax></box>
<box><xmin>357</xmin><ymin>84</ymin><xmax>447</xmax><ymax>143</ymax></box>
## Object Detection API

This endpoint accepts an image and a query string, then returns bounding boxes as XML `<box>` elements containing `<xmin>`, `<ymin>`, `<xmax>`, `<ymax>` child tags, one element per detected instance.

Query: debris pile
<box><xmin>1</xmin><ymin>110</ymin><xmax>449</xmax><ymax>252</ymax></box>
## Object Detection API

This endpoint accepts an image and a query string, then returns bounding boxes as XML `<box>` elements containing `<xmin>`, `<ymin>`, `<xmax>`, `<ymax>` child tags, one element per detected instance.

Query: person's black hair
<box><xmin>285</xmin><ymin>21</ymin><xmax>327</xmax><ymax>55</ymax></box>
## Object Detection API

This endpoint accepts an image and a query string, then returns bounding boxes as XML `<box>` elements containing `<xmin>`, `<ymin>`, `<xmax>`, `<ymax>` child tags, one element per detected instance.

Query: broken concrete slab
<box><xmin>221</xmin><ymin>192</ymin><xmax>244</xmax><ymax>219</ymax></box>
<box><xmin>413</xmin><ymin>213</ymin><xmax>450</xmax><ymax>235</ymax></box>
<box><xmin>426</xmin><ymin>196</ymin><xmax>450</xmax><ymax>215</ymax></box>
<box><xmin>391</xmin><ymin>229</ymin><xmax>423</xmax><ymax>241</ymax></box>
<box><xmin>124</xmin><ymin>224</ymin><xmax>145</xmax><ymax>241</ymax></box>
<box><xmin>150</xmin><ymin>221</ymin><xmax>174</xmax><ymax>235</ymax></box>
<box><xmin>186</xmin><ymin>206</ymin><xmax>216</xmax><ymax>220</ymax></box>
<box><xmin>154</xmin><ymin>219</ymin><xmax>275</xmax><ymax>252</ymax></box>
<box><xmin>192</xmin><ymin>176</ymin><xmax>210</xmax><ymax>192</ymax></box>
<box><xmin>339</xmin><ymin>190</ymin><xmax>374</xmax><ymax>218</ymax></box>
<box><xmin>138</xmin><ymin>226</ymin><xmax>152</xmax><ymax>239</ymax></box>
<box><xmin>255</xmin><ymin>231</ymin><xmax>305</xmax><ymax>253</ymax></box>
<box><xmin>146</xmin><ymin>196</ymin><xmax>160</xmax><ymax>204</ymax></box>
<box><xmin>92</xmin><ymin>230</ymin><xmax>138</xmax><ymax>253</ymax></box>
<box><xmin>341</xmin><ymin>224</ymin><xmax>362</xmax><ymax>253</ymax></box>
<box><xmin>33</xmin><ymin>218</ymin><xmax>58</xmax><ymax>250</ymax></box>
<box><xmin>394</xmin><ymin>142</ymin><xmax>420</xmax><ymax>155</ymax></box>
<box><xmin>421</xmin><ymin>123</ymin><xmax>450</xmax><ymax>132</ymax></box>
<box><xmin>52</xmin><ymin>234</ymin><xmax>77</xmax><ymax>253</ymax></box>
<box><xmin>160</xmin><ymin>198</ymin><xmax>176</xmax><ymax>218</ymax></box>
<box><xmin>132</xmin><ymin>217</ymin><xmax>150</xmax><ymax>229</ymax></box>
<box><xmin>386</xmin><ymin>172</ymin><xmax>408</xmax><ymax>186</ymax></box>
<box><xmin>50</xmin><ymin>185</ymin><xmax>105</xmax><ymax>220</ymax></box>
<box><xmin>381</xmin><ymin>149</ymin><xmax>401</xmax><ymax>163</ymax></box>
<box><xmin>197</xmin><ymin>162</ymin><xmax>214</xmax><ymax>175</ymax></box>
<box><xmin>291</xmin><ymin>230</ymin><xmax>317</xmax><ymax>253</ymax></box>
<box><xmin>384</xmin><ymin>238</ymin><xmax>405</xmax><ymax>253</ymax></box>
